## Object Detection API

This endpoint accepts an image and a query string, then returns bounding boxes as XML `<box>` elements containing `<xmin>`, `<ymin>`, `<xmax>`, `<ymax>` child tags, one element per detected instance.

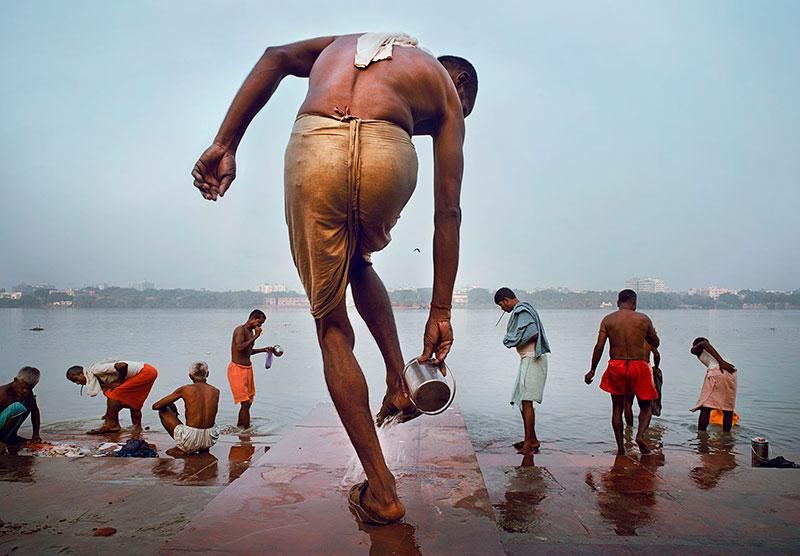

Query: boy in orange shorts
<box><xmin>229</xmin><ymin>309</ymin><xmax>273</xmax><ymax>428</ymax></box>
<box><xmin>584</xmin><ymin>290</ymin><xmax>660</xmax><ymax>455</ymax></box>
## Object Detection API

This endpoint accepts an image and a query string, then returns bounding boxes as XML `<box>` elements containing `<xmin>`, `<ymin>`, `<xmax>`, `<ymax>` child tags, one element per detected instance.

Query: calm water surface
<box><xmin>2</xmin><ymin>308</ymin><xmax>798</xmax><ymax>456</ymax></box>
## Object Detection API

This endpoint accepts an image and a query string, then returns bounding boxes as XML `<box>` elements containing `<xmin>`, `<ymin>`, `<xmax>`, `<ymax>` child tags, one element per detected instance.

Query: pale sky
<box><xmin>1</xmin><ymin>0</ymin><xmax>798</xmax><ymax>293</ymax></box>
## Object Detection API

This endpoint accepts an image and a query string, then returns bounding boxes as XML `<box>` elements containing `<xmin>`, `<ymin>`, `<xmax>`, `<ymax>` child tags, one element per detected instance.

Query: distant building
<box><xmin>256</xmin><ymin>283</ymin><xmax>287</xmax><ymax>294</ymax></box>
<box><xmin>132</xmin><ymin>281</ymin><xmax>155</xmax><ymax>291</ymax></box>
<box><xmin>625</xmin><ymin>277</ymin><xmax>666</xmax><ymax>293</ymax></box>
<box><xmin>264</xmin><ymin>296</ymin><xmax>309</xmax><ymax>307</ymax></box>
<box><xmin>452</xmin><ymin>290</ymin><xmax>469</xmax><ymax>305</ymax></box>
<box><xmin>705</xmin><ymin>286</ymin><xmax>739</xmax><ymax>300</ymax></box>
<box><xmin>0</xmin><ymin>291</ymin><xmax>22</xmax><ymax>300</ymax></box>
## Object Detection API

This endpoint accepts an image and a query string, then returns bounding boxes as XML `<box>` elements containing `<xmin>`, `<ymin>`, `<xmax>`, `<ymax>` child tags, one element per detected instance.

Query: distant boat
<box><xmin>29</xmin><ymin>326</ymin><xmax>44</xmax><ymax>331</ymax></box>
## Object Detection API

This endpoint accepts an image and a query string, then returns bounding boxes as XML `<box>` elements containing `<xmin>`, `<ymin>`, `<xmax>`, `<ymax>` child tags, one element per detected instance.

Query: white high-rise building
<box><xmin>625</xmin><ymin>277</ymin><xmax>666</xmax><ymax>293</ymax></box>
<box><xmin>256</xmin><ymin>283</ymin><xmax>287</xmax><ymax>294</ymax></box>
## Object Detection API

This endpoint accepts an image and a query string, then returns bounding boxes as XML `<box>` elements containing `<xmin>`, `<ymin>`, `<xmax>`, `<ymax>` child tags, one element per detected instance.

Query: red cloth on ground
<box><xmin>599</xmin><ymin>359</ymin><xmax>658</xmax><ymax>400</ymax></box>
<box><xmin>105</xmin><ymin>363</ymin><xmax>158</xmax><ymax>410</ymax></box>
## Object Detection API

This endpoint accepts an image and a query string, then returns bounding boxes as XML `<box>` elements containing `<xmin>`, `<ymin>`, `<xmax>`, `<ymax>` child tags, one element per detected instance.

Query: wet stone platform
<box><xmin>163</xmin><ymin>404</ymin><xmax>504</xmax><ymax>555</ymax></box>
<box><xmin>0</xmin><ymin>430</ymin><xmax>269</xmax><ymax>555</ymax></box>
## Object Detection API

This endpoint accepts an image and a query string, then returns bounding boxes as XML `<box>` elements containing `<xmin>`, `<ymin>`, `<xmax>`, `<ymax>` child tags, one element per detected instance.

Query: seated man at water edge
<box><xmin>229</xmin><ymin>309</ymin><xmax>274</xmax><ymax>429</ymax></box>
<box><xmin>0</xmin><ymin>367</ymin><xmax>42</xmax><ymax>454</ymax></box>
<box><xmin>66</xmin><ymin>359</ymin><xmax>158</xmax><ymax>434</ymax></box>
<box><xmin>690</xmin><ymin>337</ymin><xmax>738</xmax><ymax>432</ymax></box>
<box><xmin>192</xmin><ymin>32</ymin><xmax>477</xmax><ymax>525</ymax></box>
<box><xmin>624</xmin><ymin>341</ymin><xmax>662</xmax><ymax>429</ymax></box>
<box><xmin>495</xmin><ymin>287</ymin><xmax>551</xmax><ymax>454</ymax></box>
<box><xmin>152</xmin><ymin>361</ymin><xmax>221</xmax><ymax>456</ymax></box>
<box><xmin>584</xmin><ymin>289</ymin><xmax>660</xmax><ymax>455</ymax></box>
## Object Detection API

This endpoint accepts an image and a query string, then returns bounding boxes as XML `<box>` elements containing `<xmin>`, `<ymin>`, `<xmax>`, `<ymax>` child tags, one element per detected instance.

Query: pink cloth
<box><xmin>691</xmin><ymin>368</ymin><xmax>737</xmax><ymax>412</ymax></box>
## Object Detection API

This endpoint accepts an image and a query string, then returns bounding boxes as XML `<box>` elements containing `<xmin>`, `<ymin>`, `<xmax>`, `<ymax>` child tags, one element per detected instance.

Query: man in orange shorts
<box><xmin>66</xmin><ymin>359</ymin><xmax>158</xmax><ymax>434</ymax></box>
<box><xmin>229</xmin><ymin>309</ymin><xmax>273</xmax><ymax>428</ymax></box>
<box><xmin>584</xmin><ymin>289</ymin><xmax>660</xmax><ymax>455</ymax></box>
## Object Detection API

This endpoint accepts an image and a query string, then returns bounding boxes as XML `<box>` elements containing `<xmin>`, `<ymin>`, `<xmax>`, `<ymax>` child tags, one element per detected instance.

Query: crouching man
<box><xmin>152</xmin><ymin>362</ymin><xmax>220</xmax><ymax>456</ymax></box>
<box><xmin>0</xmin><ymin>367</ymin><xmax>42</xmax><ymax>453</ymax></box>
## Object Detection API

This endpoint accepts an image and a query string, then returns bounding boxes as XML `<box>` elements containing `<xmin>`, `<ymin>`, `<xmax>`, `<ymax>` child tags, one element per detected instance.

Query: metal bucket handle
<box><xmin>403</xmin><ymin>357</ymin><xmax>457</xmax><ymax>416</ymax></box>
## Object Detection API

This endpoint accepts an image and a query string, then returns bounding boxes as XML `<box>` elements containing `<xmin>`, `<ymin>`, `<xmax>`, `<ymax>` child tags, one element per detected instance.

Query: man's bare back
<box><xmin>600</xmin><ymin>309</ymin><xmax>659</xmax><ymax>360</ymax></box>
<box><xmin>178</xmin><ymin>382</ymin><xmax>219</xmax><ymax>429</ymax></box>
<box><xmin>297</xmin><ymin>35</ymin><xmax>462</xmax><ymax>135</ymax></box>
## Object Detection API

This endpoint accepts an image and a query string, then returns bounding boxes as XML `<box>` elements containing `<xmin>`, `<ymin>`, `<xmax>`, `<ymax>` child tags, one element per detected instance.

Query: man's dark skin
<box><xmin>584</xmin><ymin>296</ymin><xmax>660</xmax><ymax>455</ymax></box>
<box><xmin>192</xmin><ymin>34</ymin><xmax>475</xmax><ymax>523</ymax></box>
<box><xmin>152</xmin><ymin>374</ymin><xmax>220</xmax><ymax>457</ymax></box>
<box><xmin>231</xmin><ymin>314</ymin><xmax>270</xmax><ymax>428</ymax></box>
<box><xmin>0</xmin><ymin>378</ymin><xmax>41</xmax><ymax>453</ymax></box>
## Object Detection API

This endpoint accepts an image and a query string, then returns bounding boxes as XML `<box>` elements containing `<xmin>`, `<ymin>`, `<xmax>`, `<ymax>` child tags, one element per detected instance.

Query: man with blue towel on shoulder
<box><xmin>495</xmin><ymin>288</ymin><xmax>551</xmax><ymax>454</ymax></box>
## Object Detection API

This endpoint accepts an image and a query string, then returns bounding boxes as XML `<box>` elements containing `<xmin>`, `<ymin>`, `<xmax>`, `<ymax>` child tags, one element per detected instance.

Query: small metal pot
<box><xmin>402</xmin><ymin>358</ymin><xmax>456</xmax><ymax>415</ymax></box>
<box><xmin>751</xmin><ymin>437</ymin><xmax>769</xmax><ymax>467</ymax></box>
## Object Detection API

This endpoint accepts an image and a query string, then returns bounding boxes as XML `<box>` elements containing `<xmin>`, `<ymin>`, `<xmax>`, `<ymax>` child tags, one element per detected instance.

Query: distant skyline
<box><xmin>2</xmin><ymin>1</ymin><xmax>798</xmax><ymax>292</ymax></box>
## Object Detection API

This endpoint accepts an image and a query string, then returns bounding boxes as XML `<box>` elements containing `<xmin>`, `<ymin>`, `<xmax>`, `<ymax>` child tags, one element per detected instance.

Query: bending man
<box><xmin>192</xmin><ymin>32</ymin><xmax>477</xmax><ymax>524</ymax></box>
<box><xmin>0</xmin><ymin>367</ymin><xmax>42</xmax><ymax>453</ymax></box>
<box><xmin>67</xmin><ymin>359</ymin><xmax>158</xmax><ymax>434</ymax></box>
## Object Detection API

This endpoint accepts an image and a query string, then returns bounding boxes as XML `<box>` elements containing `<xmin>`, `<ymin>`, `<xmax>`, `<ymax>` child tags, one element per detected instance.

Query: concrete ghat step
<box><xmin>162</xmin><ymin>404</ymin><xmax>503</xmax><ymax>555</ymax></box>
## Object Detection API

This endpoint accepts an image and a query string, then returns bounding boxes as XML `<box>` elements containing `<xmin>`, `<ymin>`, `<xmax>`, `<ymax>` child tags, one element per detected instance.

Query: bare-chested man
<box><xmin>191</xmin><ymin>33</ymin><xmax>477</xmax><ymax>524</ymax></box>
<box><xmin>584</xmin><ymin>289</ymin><xmax>660</xmax><ymax>455</ymax></box>
<box><xmin>0</xmin><ymin>367</ymin><xmax>41</xmax><ymax>454</ymax></box>
<box><xmin>152</xmin><ymin>362</ymin><xmax>220</xmax><ymax>456</ymax></box>
<box><xmin>229</xmin><ymin>309</ymin><xmax>272</xmax><ymax>429</ymax></box>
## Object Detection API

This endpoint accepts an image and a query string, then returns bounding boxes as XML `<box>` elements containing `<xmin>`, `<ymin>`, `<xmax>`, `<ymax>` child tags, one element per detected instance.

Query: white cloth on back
<box><xmin>355</xmin><ymin>32</ymin><xmax>418</xmax><ymax>68</ymax></box>
<box><xmin>83</xmin><ymin>359</ymin><xmax>145</xmax><ymax>397</ymax></box>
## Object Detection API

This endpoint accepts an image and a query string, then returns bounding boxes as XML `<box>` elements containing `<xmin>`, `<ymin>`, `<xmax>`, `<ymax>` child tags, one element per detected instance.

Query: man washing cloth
<box><xmin>0</xmin><ymin>367</ymin><xmax>42</xmax><ymax>453</ymax></box>
<box><xmin>192</xmin><ymin>32</ymin><xmax>477</xmax><ymax>525</ymax></box>
<box><xmin>495</xmin><ymin>288</ymin><xmax>551</xmax><ymax>454</ymax></box>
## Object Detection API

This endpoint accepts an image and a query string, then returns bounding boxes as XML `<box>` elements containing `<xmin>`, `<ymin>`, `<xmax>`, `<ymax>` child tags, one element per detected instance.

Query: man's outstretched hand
<box><xmin>192</xmin><ymin>143</ymin><xmax>236</xmax><ymax>201</ymax></box>
<box><xmin>418</xmin><ymin>317</ymin><xmax>453</xmax><ymax>372</ymax></box>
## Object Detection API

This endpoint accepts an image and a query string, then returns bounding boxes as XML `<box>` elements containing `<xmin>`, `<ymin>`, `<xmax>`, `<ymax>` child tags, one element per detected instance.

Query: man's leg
<box><xmin>635</xmin><ymin>399</ymin><xmax>653</xmax><ymax>454</ymax></box>
<box><xmin>698</xmin><ymin>408</ymin><xmax>711</xmax><ymax>431</ymax></box>
<box><xmin>0</xmin><ymin>403</ymin><xmax>30</xmax><ymax>443</ymax></box>
<box><xmin>349</xmin><ymin>258</ymin><xmax>417</xmax><ymax>425</ymax></box>
<box><xmin>316</xmin><ymin>298</ymin><xmax>404</xmax><ymax>522</ymax></box>
<box><xmin>237</xmin><ymin>401</ymin><xmax>252</xmax><ymax>429</ymax></box>
<box><xmin>130</xmin><ymin>408</ymin><xmax>143</xmax><ymax>433</ymax></box>
<box><xmin>158</xmin><ymin>403</ymin><xmax>182</xmax><ymax>438</ymax></box>
<box><xmin>88</xmin><ymin>398</ymin><xmax>123</xmax><ymax>434</ymax></box>
<box><xmin>611</xmin><ymin>395</ymin><xmax>625</xmax><ymax>455</ymax></box>
<box><xmin>518</xmin><ymin>401</ymin><xmax>540</xmax><ymax>453</ymax></box>
<box><xmin>722</xmin><ymin>410</ymin><xmax>734</xmax><ymax>432</ymax></box>
<box><xmin>623</xmin><ymin>394</ymin><xmax>635</xmax><ymax>427</ymax></box>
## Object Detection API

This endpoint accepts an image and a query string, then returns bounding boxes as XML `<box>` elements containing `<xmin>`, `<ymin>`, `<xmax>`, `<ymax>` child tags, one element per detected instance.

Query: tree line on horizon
<box><xmin>5</xmin><ymin>285</ymin><xmax>797</xmax><ymax>310</ymax></box>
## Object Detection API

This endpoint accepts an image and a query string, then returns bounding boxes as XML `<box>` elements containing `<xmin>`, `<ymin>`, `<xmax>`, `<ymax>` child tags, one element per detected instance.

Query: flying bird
<box><xmin>413</xmin><ymin>248</ymin><xmax>421</xmax><ymax>253</ymax></box>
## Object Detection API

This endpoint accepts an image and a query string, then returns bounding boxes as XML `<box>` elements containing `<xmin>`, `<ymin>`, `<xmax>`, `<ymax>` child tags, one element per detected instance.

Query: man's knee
<box><xmin>315</xmin><ymin>310</ymin><xmax>355</xmax><ymax>348</ymax></box>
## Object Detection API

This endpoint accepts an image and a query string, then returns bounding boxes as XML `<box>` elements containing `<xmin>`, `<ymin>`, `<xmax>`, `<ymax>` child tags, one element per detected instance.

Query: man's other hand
<box><xmin>419</xmin><ymin>317</ymin><xmax>453</xmax><ymax>371</ymax></box>
<box><xmin>584</xmin><ymin>370</ymin><xmax>595</xmax><ymax>385</ymax></box>
<box><xmin>192</xmin><ymin>143</ymin><xmax>237</xmax><ymax>201</ymax></box>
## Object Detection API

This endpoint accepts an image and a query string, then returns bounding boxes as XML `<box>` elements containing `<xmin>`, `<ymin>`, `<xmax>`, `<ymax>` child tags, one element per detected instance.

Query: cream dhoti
<box><xmin>285</xmin><ymin>114</ymin><xmax>418</xmax><ymax>318</ymax></box>
<box><xmin>173</xmin><ymin>424</ymin><xmax>219</xmax><ymax>454</ymax></box>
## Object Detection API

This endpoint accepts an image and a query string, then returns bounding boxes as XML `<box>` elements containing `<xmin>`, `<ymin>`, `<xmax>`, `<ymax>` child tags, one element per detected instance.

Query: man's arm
<box><xmin>193</xmin><ymin>36</ymin><xmax>337</xmax><ymax>200</ymax></box>
<box><xmin>234</xmin><ymin>327</ymin><xmax>261</xmax><ymax>354</ymax></box>
<box><xmin>699</xmin><ymin>340</ymin><xmax>736</xmax><ymax>373</ymax></box>
<box><xmin>652</xmin><ymin>347</ymin><xmax>661</xmax><ymax>369</ymax></box>
<box><xmin>419</xmin><ymin>95</ymin><xmax>465</xmax><ymax>366</ymax></box>
<box><xmin>152</xmin><ymin>388</ymin><xmax>184</xmax><ymax>411</ymax></box>
<box><xmin>585</xmin><ymin>321</ymin><xmax>608</xmax><ymax>384</ymax></box>
<box><xmin>644</xmin><ymin>317</ymin><xmax>660</xmax><ymax>349</ymax></box>
<box><xmin>29</xmin><ymin>395</ymin><xmax>41</xmax><ymax>441</ymax></box>
<box><xmin>114</xmin><ymin>362</ymin><xmax>129</xmax><ymax>382</ymax></box>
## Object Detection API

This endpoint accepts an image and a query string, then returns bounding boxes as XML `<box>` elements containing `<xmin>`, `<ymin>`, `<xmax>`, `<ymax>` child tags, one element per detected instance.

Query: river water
<box><xmin>2</xmin><ymin>308</ymin><xmax>798</xmax><ymax>456</ymax></box>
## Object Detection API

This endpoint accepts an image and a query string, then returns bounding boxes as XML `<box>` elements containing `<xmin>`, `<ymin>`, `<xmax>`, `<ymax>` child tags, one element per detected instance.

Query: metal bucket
<box><xmin>402</xmin><ymin>358</ymin><xmax>456</xmax><ymax>415</ymax></box>
<box><xmin>751</xmin><ymin>437</ymin><xmax>769</xmax><ymax>467</ymax></box>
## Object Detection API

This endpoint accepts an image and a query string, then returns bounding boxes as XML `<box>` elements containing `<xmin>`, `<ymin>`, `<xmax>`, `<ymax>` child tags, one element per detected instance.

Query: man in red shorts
<box><xmin>584</xmin><ymin>289</ymin><xmax>660</xmax><ymax>455</ymax></box>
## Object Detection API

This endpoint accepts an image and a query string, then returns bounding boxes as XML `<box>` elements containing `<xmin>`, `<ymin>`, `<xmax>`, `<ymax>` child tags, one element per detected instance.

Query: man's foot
<box><xmin>0</xmin><ymin>442</ymin><xmax>8</xmax><ymax>455</ymax></box>
<box><xmin>636</xmin><ymin>436</ymin><xmax>652</xmax><ymax>454</ymax></box>
<box><xmin>86</xmin><ymin>424</ymin><xmax>122</xmax><ymax>435</ymax></box>
<box><xmin>348</xmin><ymin>480</ymin><xmax>405</xmax><ymax>525</ymax></box>
<box><xmin>166</xmin><ymin>447</ymin><xmax>188</xmax><ymax>458</ymax></box>
<box><xmin>376</xmin><ymin>391</ymin><xmax>421</xmax><ymax>427</ymax></box>
<box><xmin>130</xmin><ymin>425</ymin><xmax>143</xmax><ymax>436</ymax></box>
<box><xmin>516</xmin><ymin>441</ymin><xmax>540</xmax><ymax>454</ymax></box>
<box><xmin>616</xmin><ymin>445</ymin><xmax>626</xmax><ymax>456</ymax></box>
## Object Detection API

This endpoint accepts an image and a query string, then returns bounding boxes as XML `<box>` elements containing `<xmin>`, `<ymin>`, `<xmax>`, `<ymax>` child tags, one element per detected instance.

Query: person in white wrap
<box><xmin>152</xmin><ymin>362</ymin><xmax>220</xmax><ymax>456</ymax></box>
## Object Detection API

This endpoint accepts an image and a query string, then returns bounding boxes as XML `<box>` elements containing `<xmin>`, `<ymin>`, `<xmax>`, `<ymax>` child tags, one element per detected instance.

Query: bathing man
<box><xmin>0</xmin><ymin>367</ymin><xmax>42</xmax><ymax>453</ymax></box>
<box><xmin>67</xmin><ymin>359</ymin><xmax>158</xmax><ymax>434</ymax></box>
<box><xmin>495</xmin><ymin>288</ymin><xmax>550</xmax><ymax>454</ymax></box>
<box><xmin>152</xmin><ymin>361</ymin><xmax>220</xmax><ymax>456</ymax></box>
<box><xmin>584</xmin><ymin>289</ymin><xmax>660</xmax><ymax>455</ymax></box>
<box><xmin>192</xmin><ymin>33</ymin><xmax>477</xmax><ymax>524</ymax></box>
<box><xmin>229</xmin><ymin>309</ymin><xmax>272</xmax><ymax>429</ymax></box>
